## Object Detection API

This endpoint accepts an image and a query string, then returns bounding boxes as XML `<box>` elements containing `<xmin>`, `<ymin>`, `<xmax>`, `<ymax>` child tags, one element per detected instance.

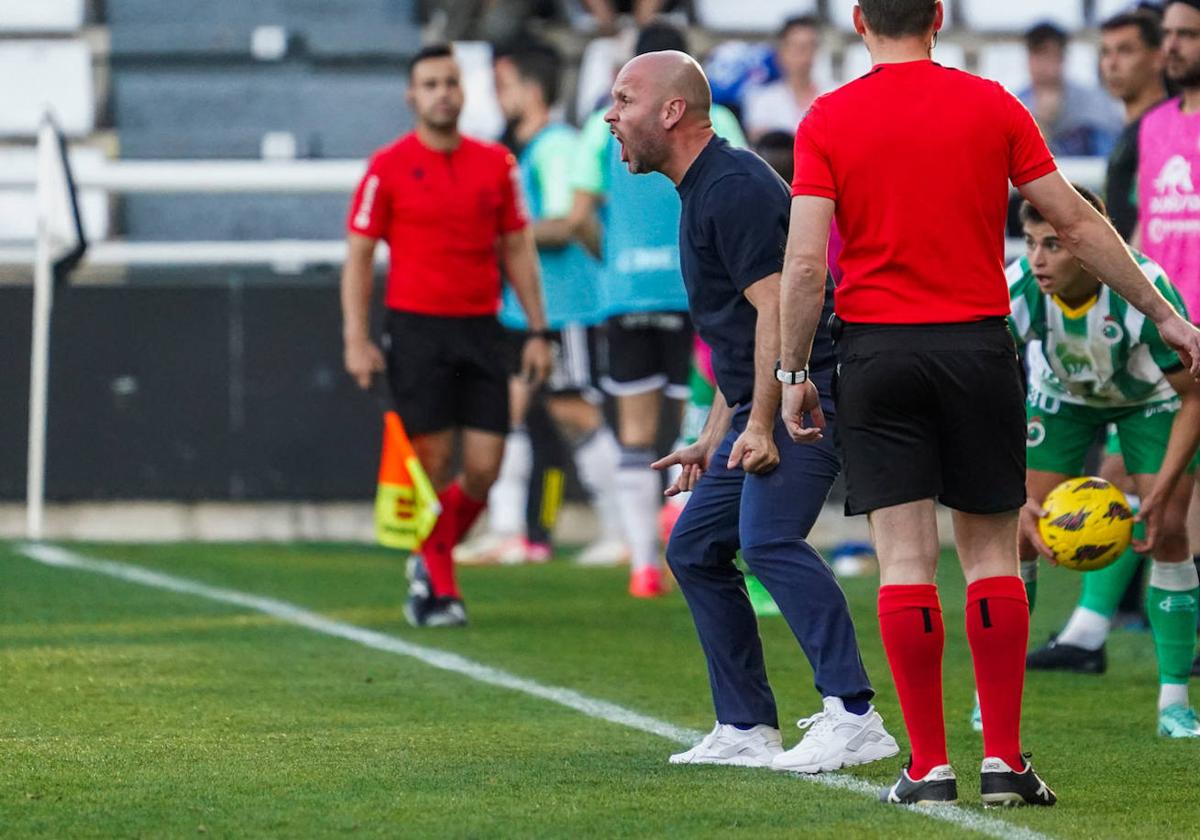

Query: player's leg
<box><xmin>522</xmin><ymin>396</ymin><xmax>568</xmax><ymax>561</ymax></box>
<box><xmin>1129</xmin><ymin>466</ymin><xmax>1200</xmax><ymax>737</ymax></box>
<box><xmin>1099</xmin><ymin>436</ymin><xmax>1149</xmax><ymax>628</ymax></box>
<box><xmin>603</xmin><ymin>315</ymin><xmax>670</xmax><ymax>596</ymax></box>
<box><xmin>937</xmin><ymin>328</ymin><xmax>1054</xmax><ymax>807</ymax></box>
<box><xmin>736</xmin><ymin>401</ymin><xmax>896</xmax><ymax>774</ymax></box>
<box><xmin>664</xmin><ymin>420</ymin><xmax>783</xmax><ymax>767</ymax></box>
<box><xmin>544</xmin><ymin>325</ymin><xmax>626</xmax><ymax>566</ymax></box>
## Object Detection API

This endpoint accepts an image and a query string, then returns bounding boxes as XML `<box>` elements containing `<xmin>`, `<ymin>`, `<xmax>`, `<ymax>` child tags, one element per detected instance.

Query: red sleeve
<box><xmin>498</xmin><ymin>151</ymin><xmax>528</xmax><ymax>234</ymax></box>
<box><xmin>1004</xmin><ymin>89</ymin><xmax>1057</xmax><ymax>187</ymax></box>
<box><xmin>791</xmin><ymin>101</ymin><xmax>836</xmax><ymax>199</ymax></box>
<box><xmin>347</xmin><ymin>152</ymin><xmax>391</xmax><ymax>238</ymax></box>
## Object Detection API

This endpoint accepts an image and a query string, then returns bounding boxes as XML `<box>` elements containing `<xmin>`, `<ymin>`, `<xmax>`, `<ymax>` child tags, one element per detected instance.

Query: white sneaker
<box><xmin>772</xmin><ymin>697</ymin><xmax>900</xmax><ymax>774</ymax></box>
<box><xmin>668</xmin><ymin>723</ymin><xmax>782</xmax><ymax>768</ymax></box>
<box><xmin>575</xmin><ymin>538</ymin><xmax>631</xmax><ymax>567</ymax></box>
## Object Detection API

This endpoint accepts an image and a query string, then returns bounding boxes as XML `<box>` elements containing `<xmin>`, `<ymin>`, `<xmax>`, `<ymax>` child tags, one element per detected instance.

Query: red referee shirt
<box><xmin>792</xmin><ymin>60</ymin><xmax>1056</xmax><ymax>324</ymax></box>
<box><xmin>348</xmin><ymin>133</ymin><xmax>527</xmax><ymax>317</ymax></box>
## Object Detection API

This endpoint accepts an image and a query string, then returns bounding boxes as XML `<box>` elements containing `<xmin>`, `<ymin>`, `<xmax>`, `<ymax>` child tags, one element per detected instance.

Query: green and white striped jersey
<box><xmin>1006</xmin><ymin>252</ymin><xmax>1189</xmax><ymax>407</ymax></box>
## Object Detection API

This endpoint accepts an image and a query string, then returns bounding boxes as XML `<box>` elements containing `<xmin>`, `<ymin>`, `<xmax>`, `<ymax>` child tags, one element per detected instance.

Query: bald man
<box><xmin>608</xmin><ymin>51</ymin><xmax>897</xmax><ymax>772</ymax></box>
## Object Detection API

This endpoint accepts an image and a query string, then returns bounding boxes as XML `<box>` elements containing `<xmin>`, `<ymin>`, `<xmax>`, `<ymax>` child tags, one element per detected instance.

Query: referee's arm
<box><xmin>779</xmin><ymin>195</ymin><xmax>835</xmax><ymax>372</ymax></box>
<box><xmin>1021</xmin><ymin>171</ymin><xmax>1200</xmax><ymax>375</ymax></box>
<box><xmin>341</xmin><ymin>232</ymin><xmax>386</xmax><ymax>390</ymax></box>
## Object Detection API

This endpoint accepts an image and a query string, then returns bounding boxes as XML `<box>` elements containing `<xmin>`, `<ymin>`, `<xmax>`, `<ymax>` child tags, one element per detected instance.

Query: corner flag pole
<box><xmin>27</xmin><ymin>114</ymin><xmax>87</xmax><ymax>541</ymax></box>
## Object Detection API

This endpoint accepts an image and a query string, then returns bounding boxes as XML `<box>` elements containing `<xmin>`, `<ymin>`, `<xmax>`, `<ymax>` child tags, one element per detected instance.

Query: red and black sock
<box><xmin>965</xmin><ymin>576</ymin><xmax>1029</xmax><ymax>771</ymax></box>
<box><xmin>878</xmin><ymin>584</ymin><xmax>947</xmax><ymax>780</ymax></box>
<box><xmin>420</xmin><ymin>482</ymin><xmax>487</xmax><ymax>599</ymax></box>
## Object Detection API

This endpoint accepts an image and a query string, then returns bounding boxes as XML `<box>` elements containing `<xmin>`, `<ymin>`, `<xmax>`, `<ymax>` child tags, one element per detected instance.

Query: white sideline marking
<box><xmin>18</xmin><ymin>543</ymin><xmax>1054</xmax><ymax>840</ymax></box>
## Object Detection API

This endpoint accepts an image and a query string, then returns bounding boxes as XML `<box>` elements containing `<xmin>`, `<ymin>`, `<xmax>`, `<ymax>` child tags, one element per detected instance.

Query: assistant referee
<box><xmin>779</xmin><ymin>0</ymin><xmax>1200</xmax><ymax>807</ymax></box>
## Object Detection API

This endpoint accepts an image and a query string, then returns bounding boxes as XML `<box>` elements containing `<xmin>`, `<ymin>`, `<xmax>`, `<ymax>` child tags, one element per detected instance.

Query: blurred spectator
<box><xmin>1019</xmin><ymin>22</ymin><xmax>1123</xmax><ymax>157</ymax></box>
<box><xmin>742</xmin><ymin>16</ymin><xmax>826</xmax><ymax>139</ymax></box>
<box><xmin>1099</xmin><ymin>8</ymin><xmax>1167</xmax><ymax>240</ymax></box>
<box><xmin>753</xmin><ymin>130</ymin><xmax>795</xmax><ymax>184</ymax></box>
<box><xmin>582</xmin><ymin>0</ymin><xmax>681</xmax><ymax>35</ymax></box>
<box><xmin>704</xmin><ymin>40</ymin><xmax>777</xmax><ymax>120</ymax></box>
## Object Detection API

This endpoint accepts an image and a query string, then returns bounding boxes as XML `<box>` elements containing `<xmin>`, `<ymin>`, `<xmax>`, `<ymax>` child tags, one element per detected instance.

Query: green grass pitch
<box><xmin>1</xmin><ymin>540</ymin><xmax>1195</xmax><ymax>838</ymax></box>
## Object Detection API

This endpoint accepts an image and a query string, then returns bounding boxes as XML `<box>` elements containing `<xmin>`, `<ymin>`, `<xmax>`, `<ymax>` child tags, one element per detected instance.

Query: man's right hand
<box><xmin>344</xmin><ymin>338</ymin><xmax>386</xmax><ymax>390</ymax></box>
<box><xmin>653</xmin><ymin>441</ymin><xmax>714</xmax><ymax>497</ymax></box>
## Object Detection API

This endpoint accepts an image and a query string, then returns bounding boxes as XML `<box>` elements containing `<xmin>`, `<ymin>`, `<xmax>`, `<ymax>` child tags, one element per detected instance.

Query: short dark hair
<box><xmin>779</xmin><ymin>14</ymin><xmax>821</xmax><ymax>39</ymax></box>
<box><xmin>1100</xmin><ymin>9</ymin><xmax>1164</xmax><ymax>49</ymax></box>
<box><xmin>635</xmin><ymin>20</ymin><xmax>688</xmax><ymax>56</ymax></box>
<box><xmin>857</xmin><ymin>0</ymin><xmax>939</xmax><ymax>39</ymax></box>
<box><xmin>495</xmin><ymin>42</ymin><xmax>564</xmax><ymax>107</ymax></box>
<box><xmin>1025</xmin><ymin>22</ymin><xmax>1068</xmax><ymax>52</ymax></box>
<box><xmin>409</xmin><ymin>43</ymin><xmax>454</xmax><ymax>80</ymax></box>
<box><xmin>1020</xmin><ymin>185</ymin><xmax>1108</xmax><ymax>227</ymax></box>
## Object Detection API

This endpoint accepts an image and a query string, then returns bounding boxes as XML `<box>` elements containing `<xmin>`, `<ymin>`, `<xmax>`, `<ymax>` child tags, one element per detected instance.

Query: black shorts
<box><xmin>601</xmin><ymin>311</ymin><xmax>693</xmax><ymax>400</ymax></box>
<box><xmin>383</xmin><ymin>310</ymin><xmax>509</xmax><ymax>437</ymax></box>
<box><xmin>833</xmin><ymin>317</ymin><xmax>1026</xmax><ymax>516</ymax></box>
<box><xmin>503</xmin><ymin>325</ymin><xmax>603</xmax><ymax>402</ymax></box>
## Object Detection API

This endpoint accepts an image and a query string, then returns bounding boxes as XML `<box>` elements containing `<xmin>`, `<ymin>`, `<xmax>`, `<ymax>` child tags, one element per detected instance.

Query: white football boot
<box><xmin>772</xmin><ymin>696</ymin><xmax>900</xmax><ymax>773</ymax></box>
<box><xmin>669</xmin><ymin>723</ymin><xmax>782</xmax><ymax>768</ymax></box>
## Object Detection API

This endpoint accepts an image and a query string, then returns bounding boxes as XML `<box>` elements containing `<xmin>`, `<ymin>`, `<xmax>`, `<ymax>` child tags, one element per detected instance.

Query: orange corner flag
<box><xmin>374</xmin><ymin>411</ymin><xmax>440</xmax><ymax>550</ymax></box>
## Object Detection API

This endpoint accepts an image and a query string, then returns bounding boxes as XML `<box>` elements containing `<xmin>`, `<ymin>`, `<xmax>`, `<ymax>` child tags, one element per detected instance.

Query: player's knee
<box><xmin>461</xmin><ymin>463</ymin><xmax>501</xmax><ymax>499</ymax></box>
<box><xmin>1156</xmin><ymin>523</ymin><xmax>1191</xmax><ymax>563</ymax></box>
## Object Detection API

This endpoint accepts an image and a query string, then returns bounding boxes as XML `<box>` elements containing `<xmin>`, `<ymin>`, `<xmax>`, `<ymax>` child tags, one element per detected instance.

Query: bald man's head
<box><xmin>604</xmin><ymin>50</ymin><xmax>713</xmax><ymax>175</ymax></box>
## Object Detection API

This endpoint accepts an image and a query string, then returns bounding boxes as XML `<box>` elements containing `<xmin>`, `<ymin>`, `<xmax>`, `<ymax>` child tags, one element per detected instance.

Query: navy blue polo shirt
<box><xmin>676</xmin><ymin>135</ymin><xmax>835</xmax><ymax>407</ymax></box>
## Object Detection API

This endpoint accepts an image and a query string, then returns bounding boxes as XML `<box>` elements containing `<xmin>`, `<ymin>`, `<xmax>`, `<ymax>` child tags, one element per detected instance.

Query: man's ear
<box><xmin>852</xmin><ymin>4</ymin><xmax>866</xmax><ymax>36</ymax></box>
<box><xmin>662</xmin><ymin>96</ymin><xmax>687</xmax><ymax>130</ymax></box>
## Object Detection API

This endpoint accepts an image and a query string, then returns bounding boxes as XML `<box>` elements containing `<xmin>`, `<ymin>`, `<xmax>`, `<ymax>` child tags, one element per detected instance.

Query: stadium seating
<box><xmin>0</xmin><ymin>0</ymin><xmax>84</xmax><ymax>32</ymax></box>
<box><xmin>0</xmin><ymin>39</ymin><xmax>94</xmax><ymax>137</ymax></box>
<box><xmin>693</xmin><ymin>0</ymin><xmax>817</xmax><ymax>33</ymax></box>
<box><xmin>960</xmin><ymin>0</ymin><xmax>1086</xmax><ymax>32</ymax></box>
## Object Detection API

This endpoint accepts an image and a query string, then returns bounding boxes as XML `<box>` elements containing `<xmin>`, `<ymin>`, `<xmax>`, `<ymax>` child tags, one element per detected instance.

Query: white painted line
<box><xmin>18</xmin><ymin>543</ymin><xmax>1054</xmax><ymax>840</ymax></box>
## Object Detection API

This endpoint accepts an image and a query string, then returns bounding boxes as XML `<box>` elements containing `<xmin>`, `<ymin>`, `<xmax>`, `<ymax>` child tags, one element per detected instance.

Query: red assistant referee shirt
<box><xmin>792</xmin><ymin>60</ymin><xmax>1057</xmax><ymax>324</ymax></box>
<box><xmin>348</xmin><ymin>133</ymin><xmax>527</xmax><ymax>317</ymax></box>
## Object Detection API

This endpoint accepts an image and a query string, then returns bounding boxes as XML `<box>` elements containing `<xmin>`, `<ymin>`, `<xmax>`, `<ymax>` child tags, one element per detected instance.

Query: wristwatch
<box><xmin>775</xmin><ymin>361</ymin><xmax>809</xmax><ymax>385</ymax></box>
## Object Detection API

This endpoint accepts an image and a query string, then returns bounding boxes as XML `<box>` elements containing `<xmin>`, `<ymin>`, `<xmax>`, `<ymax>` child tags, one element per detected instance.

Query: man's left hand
<box><xmin>1158</xmin><ymin>315</ymin><xmax>1200</xmax><ymax>378</ymax></box>
<box><xmin>781</xmin><ymin>380</ymin><xmax>826</xmax><ymax>444</ymax></box>
<box><xmin>727</xmin><ymin>423</ymin><xmax>779</xmax><ymax>474</ymax></box>
<box><xmin>521</xmin><ymin>335</ymin><xmax>553</xmax><ymax>387</ymax></box>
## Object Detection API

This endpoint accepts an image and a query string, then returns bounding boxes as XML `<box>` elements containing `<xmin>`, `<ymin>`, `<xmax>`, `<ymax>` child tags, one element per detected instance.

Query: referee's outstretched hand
<box><xmin>781</xmin><ymin>381</ymin><xmax>826</xmax><ymax>444</ymax></box>
<box><xmin>1158</xmin><ymin>315</ymin><xmax>1200</xmax><ymax>379</ymax></box>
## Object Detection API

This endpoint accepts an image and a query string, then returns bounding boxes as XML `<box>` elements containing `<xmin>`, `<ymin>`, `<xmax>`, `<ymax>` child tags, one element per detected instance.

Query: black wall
<box><xmin>0</xmin><ymin>272</ymin><xmax>383</xmax><ymax>500</ymax></box>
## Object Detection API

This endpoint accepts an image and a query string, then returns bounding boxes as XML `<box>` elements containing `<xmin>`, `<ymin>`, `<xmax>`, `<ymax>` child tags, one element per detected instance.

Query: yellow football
<box><xmin>1037</xmin><ymin>476</ymin><xmax>1134</xmax><ymax>572</ymax></box>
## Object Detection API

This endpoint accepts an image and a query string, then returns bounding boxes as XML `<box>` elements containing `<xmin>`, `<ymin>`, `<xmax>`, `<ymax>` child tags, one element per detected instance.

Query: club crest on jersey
<box><xmin>1026</xmin><ymin>419</ymin><xmax>1046</xmax><ymax>447</ymax></box>
<box><xmin>1100</xmin><ymin>318</ymin><xmax>1123</xmax><ymax>345</ymax></box>
<box><xmin>1051</xmin><ymin>509</ymin><xmax>1090</xmax><ymax>532</ymax></box>
<box><xmin>1073</xmin><ymin>542</ymin><xmax>1117</xmax><ymax>563</ymax></box>
<box><xmin>1103</xmin><ymin>501</ymin><xmax>1133</xmax><ymax>522</ymax></box>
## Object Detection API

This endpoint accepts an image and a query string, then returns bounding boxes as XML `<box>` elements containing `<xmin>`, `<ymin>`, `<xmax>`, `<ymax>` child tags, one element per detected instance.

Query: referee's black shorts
<box><xmin>833</xmin><ymin>316</ymin><xmax>1026</xmax><ymax>517</ymax></box>
<box><xmin>382</xmin><ymin>309</ymin><xmax>509</xmax><ymax>438</ymax></box>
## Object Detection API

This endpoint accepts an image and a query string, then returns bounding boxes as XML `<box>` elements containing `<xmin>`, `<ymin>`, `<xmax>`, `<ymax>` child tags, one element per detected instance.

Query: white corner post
<box><xmin>26</xmin><ymin>120</ymin><xmax>57</xmax><ymax>541</ymax></box>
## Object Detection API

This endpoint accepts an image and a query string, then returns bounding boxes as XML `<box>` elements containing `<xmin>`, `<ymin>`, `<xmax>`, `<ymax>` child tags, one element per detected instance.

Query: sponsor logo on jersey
<box><xmin>1150</xmin><ymin>155</ymin><xmax>1200</xmax><ymax>214</ymax></box>
<box><xmin>1051</xmin><ymin>510</ymin><xmax>1090</xmax><ymax>532</ymax></box>
<box><xmin>1055</xmin><ymin>346</ymin><xmax>1093</xmax><ymax>376</ymax></box>
<box><xmin>353</xmin><ymin>174</ymin><xmax>381</xmax><ymax>230</ymax></box>
<box><xmin>1072</xmin><ymin>542</ymin><xmax>1117</xmax><ymax>562</ymax></box>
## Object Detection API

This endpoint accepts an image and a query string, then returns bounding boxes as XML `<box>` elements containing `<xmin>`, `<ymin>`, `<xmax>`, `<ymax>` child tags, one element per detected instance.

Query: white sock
<box><xmin>573</xmin><ymin>426</ymin><xmax>624</xmax><ymax>542</ymax></box>
<box><xmin>1160</xmin><ymin>683</ymin><xmax>1189</xmax><ymax>711</ymax></box>
<box><xmin>1149</xmin><ymin>559</ymin><xmax>1200</xmax><ymax>591</ymax></box>
<box><xmin>616</xmin><ymin>447</ymin><xmax>661</xmax><ymax>571</ymax></box>
<box><xmin>1056</xmin><ymin>606</ymin><xmax>1111</xmax><ymax>651</ymax></box>
<box><xmin>488</xmin><ymin>429</ymin><xmax>530</xmax><ymax>536</ymax></box>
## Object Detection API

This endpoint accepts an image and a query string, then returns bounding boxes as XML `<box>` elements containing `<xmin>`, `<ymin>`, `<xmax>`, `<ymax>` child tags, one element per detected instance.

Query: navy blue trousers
<box><xmin>665</xmin><ymin>402</ymin><xmax>873</xmax><ymax>728</ymax></box>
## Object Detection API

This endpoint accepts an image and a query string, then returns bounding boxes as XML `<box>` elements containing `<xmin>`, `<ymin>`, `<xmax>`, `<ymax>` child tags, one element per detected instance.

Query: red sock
<box><xmin>878</xmin><ymin>584</ymin><xmax>948</xmax><ymax>780</ymax></box>
<box><xmin>966</xmin><ymin>576</ymin><xmax>1028</xmax><ymax>771</ymax></box>
<box><xmin>419</xmin><ymin>482</ymin><xmax>488</xmax><ymax>599</ymax></box>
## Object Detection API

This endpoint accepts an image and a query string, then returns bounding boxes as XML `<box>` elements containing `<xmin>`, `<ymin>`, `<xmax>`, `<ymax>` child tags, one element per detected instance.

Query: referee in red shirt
<box><xmin>341</xmin><ymin>44</ymin><xmax>552</xmax><ymax>628</ymax></box>
<box><xmin>780</xmin><ymin>1</ymin><xmax>1200</xmax><ymax>806</ymax></box>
